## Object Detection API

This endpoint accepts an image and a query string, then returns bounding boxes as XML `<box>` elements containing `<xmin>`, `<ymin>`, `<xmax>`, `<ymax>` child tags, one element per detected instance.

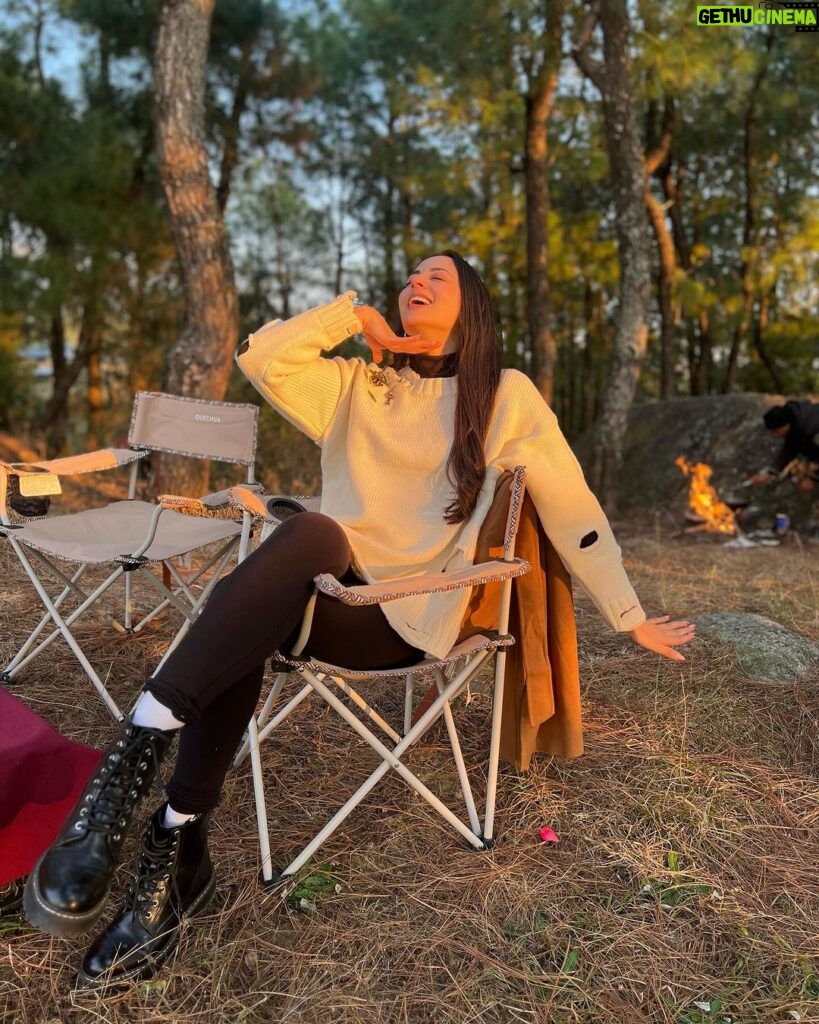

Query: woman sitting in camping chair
<box><xmin>24</xmin><ymin>251</ymin><xmax>694</xmax><ymax>986</ymax></box>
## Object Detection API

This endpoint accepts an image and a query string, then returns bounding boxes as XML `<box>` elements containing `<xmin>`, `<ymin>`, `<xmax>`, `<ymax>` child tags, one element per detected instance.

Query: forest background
<box><xmin>2</xmin><ymin>6</ymin><xmax>819</xmax><ymax>1021</ymax></box>
<box><xmin>1</xmin><ymin>0</ymin><xmax>817</xmax><ymax>507</ymax></box>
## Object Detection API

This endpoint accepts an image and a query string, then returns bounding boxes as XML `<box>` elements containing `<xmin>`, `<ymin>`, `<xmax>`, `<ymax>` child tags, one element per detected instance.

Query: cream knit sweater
<box><xmin>237</xmin><ymin>292</ymin><xmax>646</xmax><ymax>659</ymax></box>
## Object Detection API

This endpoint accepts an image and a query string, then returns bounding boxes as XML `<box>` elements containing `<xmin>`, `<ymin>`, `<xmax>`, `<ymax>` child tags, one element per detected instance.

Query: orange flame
<box><xmin>675</xmin><ymin>456</ymin><xmax>737</xmax><ymax>534</ymax></box>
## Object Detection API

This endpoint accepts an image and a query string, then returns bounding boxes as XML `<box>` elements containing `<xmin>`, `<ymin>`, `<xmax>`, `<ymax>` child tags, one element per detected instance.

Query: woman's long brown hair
<box><xmin>393</xmin><ymin>250</ymin><xmax>502</xmax><ymax>524</ymax></box>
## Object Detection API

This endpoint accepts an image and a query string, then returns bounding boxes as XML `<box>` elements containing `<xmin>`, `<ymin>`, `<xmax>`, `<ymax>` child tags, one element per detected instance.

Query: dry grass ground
<box><xmin>1</xmin><ymin>487</ymin><xmax>817</xmax><ymax>1024</ymax></box>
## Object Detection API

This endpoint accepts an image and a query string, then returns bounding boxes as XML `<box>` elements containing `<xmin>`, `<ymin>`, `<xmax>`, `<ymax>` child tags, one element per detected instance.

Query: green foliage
<box><xmin>0</xmin><ymin>5</ymin><xmax>179</xmax><ymax>448</ymax></box>
<box><xmin>284</xmin><ymin>861</ymin><xmax>343</xmax><ymax>911</ymax></box>
<box><xmin>1</xmin><ymin>0</ymin><xmax>816</xmax><ymax>451</ymax></box>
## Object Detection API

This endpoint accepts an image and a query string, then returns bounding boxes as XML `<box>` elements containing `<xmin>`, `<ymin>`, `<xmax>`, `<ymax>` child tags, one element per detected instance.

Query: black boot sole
<box><xmin>22</xmin><ymin>854</ymin><xmax>110</xmax><ymax>938</ymax></box>
<box><xmin>75</xmin><ymin>871</ymin><xmax>217</xmax><ymax>989</ymax></box>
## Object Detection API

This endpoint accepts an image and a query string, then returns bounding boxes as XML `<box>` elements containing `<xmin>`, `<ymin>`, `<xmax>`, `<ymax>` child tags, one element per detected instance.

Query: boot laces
<box><xmin>129</xmin><ymin>826</ymin><xmax>179</xmax><ymax>923</ymax></box>
<box><xmin>83</xmin><ymin>730</ymin><xmax>163</xmax><ymax>836</ymax></box>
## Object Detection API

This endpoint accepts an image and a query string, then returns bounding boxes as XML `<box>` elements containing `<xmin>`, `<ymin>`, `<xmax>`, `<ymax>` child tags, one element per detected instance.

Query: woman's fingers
<box><xmin>366</xmin><ymin>338</ymin><xmax>384</xmax><ymax>361</ymax></box>
<box><xmin>366</xmin><ymin>333</ymin><xmax>435</xmax><ymax>361</ymax></box>
<box><xmin>387</xmin><ymin>334</ymin><xmax>436</xmax><ymax>354</ymax></box>
<box><xmin>630</xmin><ymin>617</ymin><xmax>696</xmax><ymax>662</ymax></box>
<box><xmin>647</xmin><ymin>616</ymin><xmax>696</xmax><ymax>640</ymax></box>
<box><xmin>354</xmin><ymin>304</ymin><xmax>441</xmax><ymax>359</ymax></box>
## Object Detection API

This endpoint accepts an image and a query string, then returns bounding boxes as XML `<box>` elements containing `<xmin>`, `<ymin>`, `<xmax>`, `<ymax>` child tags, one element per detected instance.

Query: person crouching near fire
<box><xmin>750</xmin><ymin>400</ymin><xmax>819</xmax><ymax>494</ymax></box>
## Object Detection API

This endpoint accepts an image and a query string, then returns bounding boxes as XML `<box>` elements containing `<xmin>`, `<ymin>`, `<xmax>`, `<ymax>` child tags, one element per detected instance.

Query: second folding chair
<box><xmin>0</xmin><ymin>391</ymin><xmax>259</xmax><ymax>720</ymax></box>
<box><xmin>233</xmin><ymin>466</ymin><xmax>530</xmax><ymax>885</ymax></box>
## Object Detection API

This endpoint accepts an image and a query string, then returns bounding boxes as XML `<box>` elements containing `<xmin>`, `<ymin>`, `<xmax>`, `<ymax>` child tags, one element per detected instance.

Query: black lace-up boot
<box><xmin>23</xmin><ymin>721</ymin><xmax>173</xmax><ymax>937</ymax></box>
<box><xmin>79</xmin><ymin>805</ymin><xmax>215</xmax><ymax>987</ymax></box>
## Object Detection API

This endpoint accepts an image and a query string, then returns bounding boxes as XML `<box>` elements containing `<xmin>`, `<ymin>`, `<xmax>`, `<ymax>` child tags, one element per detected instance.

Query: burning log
<box><xmin>675</xmin><ymin>456</ymin><xmax>738</xmax><ymax>535</ymax></box>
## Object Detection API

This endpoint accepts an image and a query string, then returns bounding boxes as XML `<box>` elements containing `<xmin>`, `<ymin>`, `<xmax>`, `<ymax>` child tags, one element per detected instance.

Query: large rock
<box><xmin>695</xmin><ymin>612</ymin><xmax>819</xmax><ymax>683</ymax></box>
<box><xmin>573</xmin><ymin>393</ymin><xmax>818</xmax><ymax>530</ymax></box>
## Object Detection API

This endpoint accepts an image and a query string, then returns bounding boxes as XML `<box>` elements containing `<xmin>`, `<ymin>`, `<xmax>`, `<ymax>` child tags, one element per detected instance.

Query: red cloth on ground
<box><xmin>0</xmin><ymin>687</ymin><xmax>101</xmax><ymax>885</ymax></box>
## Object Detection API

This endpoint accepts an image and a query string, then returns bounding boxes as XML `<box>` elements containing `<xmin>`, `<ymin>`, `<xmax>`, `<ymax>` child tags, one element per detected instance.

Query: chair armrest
<box><xmin>4</xmin><ymin>448</ymin><xmax>146</xmax><ymax>478</ymax></box>
<box><xmin>157</xmin><ymin>491</ymin><xmax>246</xmax><ymax>522</ymax></box>
<box><xmin>1</xmin><ymin>449</ymin><xmax>148</xmax><ymax>524</ymax></box>
<box><xmin>226</xmin><ymin>486</ymin><xmax>321</xmax><ymax>523</ymax></box>
<box><xmin>125</xmin><ymin>486</ymin><xmax>258</xmax><ymax>559</ymax></box>
<box><xmin>313</xmin><ymin>557</ymin><xmax>531</xmax><ymax>606</ymax></box>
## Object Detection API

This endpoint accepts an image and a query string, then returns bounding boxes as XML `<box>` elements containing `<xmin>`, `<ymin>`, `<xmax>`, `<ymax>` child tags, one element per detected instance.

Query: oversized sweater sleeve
<box><xmin>235</xmin><ymin>292</ymin><xmax>364</xmax><ymax>443</ymax></box>
<box><xmin>499</xmin><ymin>372</ymin><xmax>646</xmax><ymax>632</ymax></box>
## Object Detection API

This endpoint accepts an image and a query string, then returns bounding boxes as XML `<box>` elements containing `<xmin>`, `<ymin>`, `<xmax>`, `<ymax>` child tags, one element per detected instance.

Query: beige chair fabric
<box><xmin>1</xmin><ymin>392</ymin><xmax>259</xmax><ymax>720</ymax></box>
<box><xmin>129</xmin><ymin>392</ymin><xmax>258</xmax><ymax>465</ymax></box>
<box><xmin>14</xmin><ymin>501</ymin><xmax>241</xmax><ymax>564</ymax></box>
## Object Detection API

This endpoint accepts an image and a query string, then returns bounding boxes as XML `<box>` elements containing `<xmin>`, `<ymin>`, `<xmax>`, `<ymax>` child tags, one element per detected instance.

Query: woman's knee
<box><xmin>259</xmin><ymin>511</ymin><xmax>350</xmax><ymax>574</ymax></box>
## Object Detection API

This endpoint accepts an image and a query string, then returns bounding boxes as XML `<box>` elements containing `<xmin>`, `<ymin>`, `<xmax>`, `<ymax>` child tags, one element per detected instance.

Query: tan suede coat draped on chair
<box><xmin>456</xmin><ymin>470</ymin><xmax>583</xmax><ymax>770</ymax></box>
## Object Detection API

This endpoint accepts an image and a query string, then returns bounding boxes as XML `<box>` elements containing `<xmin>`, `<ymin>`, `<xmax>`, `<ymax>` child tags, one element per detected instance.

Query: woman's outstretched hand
<box><xmin>629</xmin><ymin>615</ymin><xmax>696</xmax><ymax>663</ymax></box>
<box><xmin>353</xmin><ymin>305</ymin><xmax>437</xmax><ymax>362</ymax></box>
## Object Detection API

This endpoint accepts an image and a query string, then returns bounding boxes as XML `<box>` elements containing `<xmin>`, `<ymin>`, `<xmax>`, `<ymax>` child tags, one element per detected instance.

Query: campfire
<box><xmin>675</xmin><ymin>456</ymin><xmax>737</xmax><ymax>535</ymax></box>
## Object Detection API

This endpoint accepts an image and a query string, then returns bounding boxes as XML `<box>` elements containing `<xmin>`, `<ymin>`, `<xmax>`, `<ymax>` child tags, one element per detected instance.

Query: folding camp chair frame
<box><xmin>0</xmin><ymin>392</ymin><xmax>259</xmax><ymax>720</ymax></box>
<box><xmin>233</xmin><ymin>466</ymin><xmax>529</xmax><ymax>885</ymax></box>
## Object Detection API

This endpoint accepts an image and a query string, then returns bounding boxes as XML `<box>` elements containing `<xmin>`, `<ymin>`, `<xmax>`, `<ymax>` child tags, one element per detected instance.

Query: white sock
<box><xmin>131</xmin><ymin>690</ymin><xmax>185</xmax><ymax>732</ymax></box>
<box><xmin>163</xmin><ymin>804</ymin><xmax>197</xmax><ymax>829</ymax></box>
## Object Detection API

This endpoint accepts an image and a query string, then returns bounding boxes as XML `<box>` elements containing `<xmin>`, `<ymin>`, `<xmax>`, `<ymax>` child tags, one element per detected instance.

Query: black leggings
<box><xmin>146</xmin><ymin>513</ymin><xmax>425</xmax><ymax>814</ymax></box>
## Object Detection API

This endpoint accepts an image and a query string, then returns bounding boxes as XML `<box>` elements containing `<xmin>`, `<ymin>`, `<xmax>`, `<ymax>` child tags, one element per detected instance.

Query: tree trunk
<box><xmin>644</xmin><ymin>188</ymin><xmax>676</xmax><ymax>398</ymax></box>
<box><xmin>382</xmin><ymin>106</ymin><xmax>399</xmax><ymax>328</ymax></box>
<box><xmin>644</xmin><ymin>96</ymin><xmax>676</xmax><ymax>399</ymax></box>
<box><xmin>581</xmin><ymin>280</ymin><xmax>597</xmax><ymax>432</ymax></box>
<box><xmin>573</xmin><ymin>0</ymin><xmax>652</xmax><ymax>511</ymax></box>
<box><xmin>216</xmin><ymin>35</ymin><xmax>253</xmax><ymax>214</ymax></box>
<box><xmin>86</xmin><ymin>311</ymin><xmax>104</xmax><ymax>450</ymax></box>
<box><xmin>723</xmin><ymin>280</ymin><xmax>754</xmax><ymax>394</ymax></box>
<box><xmin>154</xmin><ymin>0</ymin><xmax>239</xmax><ymax>496</ymax></box>
<box><xmin>42</xmin><ymin>309</ymin><xmax>68</xmax><ymax>456</ymax></box>
<box><xmin>722</xmin><ymin>36</ymin><xmax>772</xmax><ymax>394</ymax></box>
<box><xmin>692</xmin><ymin>311</ymin><xmax>713</xmax><ymax>394</ymax></box>
<box><xmin>752</xmin><ymin>287</ymin><xmax>782</xmax><ymax>391</ymax></box>
<box><xmin>524</xmin><ymin>1</ymin><xmax>561</xmax><ymax>405</ymax></box>
<box><xmin>662</xmin><ymin>161</ymin><xmax>712</xmax><ymax>394</ymax></box>
<box><xmin>383</xmin><ymin>173</ymin><xmax>398</xmax><ymax>328</ymax></box>
<box><xmin>41</xmin><ymin>306</ymin><xmax>91</xmax><ymax>456</ymax></box>
<box><xmin>32</xmin><ymin>0</ymin><xmax>46</xmax><ymax>89</ymax></box>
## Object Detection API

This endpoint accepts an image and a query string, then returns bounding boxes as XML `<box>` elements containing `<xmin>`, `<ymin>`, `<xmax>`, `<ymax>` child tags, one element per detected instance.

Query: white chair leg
<box><xmin>433</xmin><ymin>668</ymin><xmax>481</xmax><ymax>835</ymax></box>
<box><xmin>4</xmin><ymin>562</ymin><xmax>126</xmax><ymax>677</ymax></box>
<box><xmin>234</xmin><ymin>679</ymin><xmax>313</xmax><ymax>767</ymax></box>
<box><xmin>5</xmin><ymin>537</ymin><xmax>123</xmax><ymax>719</ymax></box>
<box><xmin>256</xmin><ymin>672</ymin><xmax>290</xmax><ymax>730</ymax></box>
<box><xmin>124</xmin><ymin>569</ymin><xmax>133</xmax><ymax>631</ymax></box>
<box><xmin>132</xmin><ymin>541</ymin><xmax>237</xmax><ymax>633</ymax></box>
<box><xmin>482</xmin><ymin>648</ymin><xmax>509</xmax><ymax>842</ymax></box>
<box><xmin>276</xmin><ymin>659</ymin><xmax>492</xmax><ymax>879</ymax></box>
<box><xmin>246</xmin><ymin>713</ymin><xmax>273</xmax><ymax>884</ymax></box>
<box><xmin>327</xmin><ymin>676</ymin><xmax>402</xmax><ymax>744</ymax></box>
<box><xmin>238</xmin><ymin>510</ymin><xmax>253</xmax><ymax>562</ymax></box>
<box><xmin>2</xmin><ymin>563</ymin><xmax>86</xmax><ymax>674</ymax></box>
<box><xmin>403</xmin><ymin>674</ymin><xmax>413</xmax><ymax>735</ymax></box>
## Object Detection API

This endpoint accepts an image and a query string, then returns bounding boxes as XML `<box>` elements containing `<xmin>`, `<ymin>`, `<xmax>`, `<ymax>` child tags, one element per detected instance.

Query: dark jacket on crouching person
<box><xmin>764</xmin><ymin>400</ymin><xmax>819</xmax><ymax>475</ymax></box>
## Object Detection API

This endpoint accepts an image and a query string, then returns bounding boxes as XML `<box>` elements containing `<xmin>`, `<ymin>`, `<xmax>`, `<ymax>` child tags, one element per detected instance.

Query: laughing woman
<box><xmin>24</xmin><ymin>251</ymin><xmax>694</xmax><ymax>985</ymax></box>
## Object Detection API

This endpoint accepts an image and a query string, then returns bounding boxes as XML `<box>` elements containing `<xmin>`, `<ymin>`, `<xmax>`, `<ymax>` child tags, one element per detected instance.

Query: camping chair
<box><xmin>0</xmin><ymin>392</ymin><xmax>259</xmax><ymax>720</ymax></box>
<box><xmin>232</xmin><ymin>466</ymin><xmax>530</xmax><ymax>886</ymax></box>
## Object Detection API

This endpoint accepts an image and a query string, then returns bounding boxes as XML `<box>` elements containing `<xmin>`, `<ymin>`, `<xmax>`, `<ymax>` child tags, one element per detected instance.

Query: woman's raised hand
<box><xmin>353</xmin><ymin>305</ymin><xmax>437</xmax><ymax>362</ymax></box>
<box><xmin>629</xmin><ymin>615</ymin><xmax>696</xmax><ymax>662</ymax></box>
